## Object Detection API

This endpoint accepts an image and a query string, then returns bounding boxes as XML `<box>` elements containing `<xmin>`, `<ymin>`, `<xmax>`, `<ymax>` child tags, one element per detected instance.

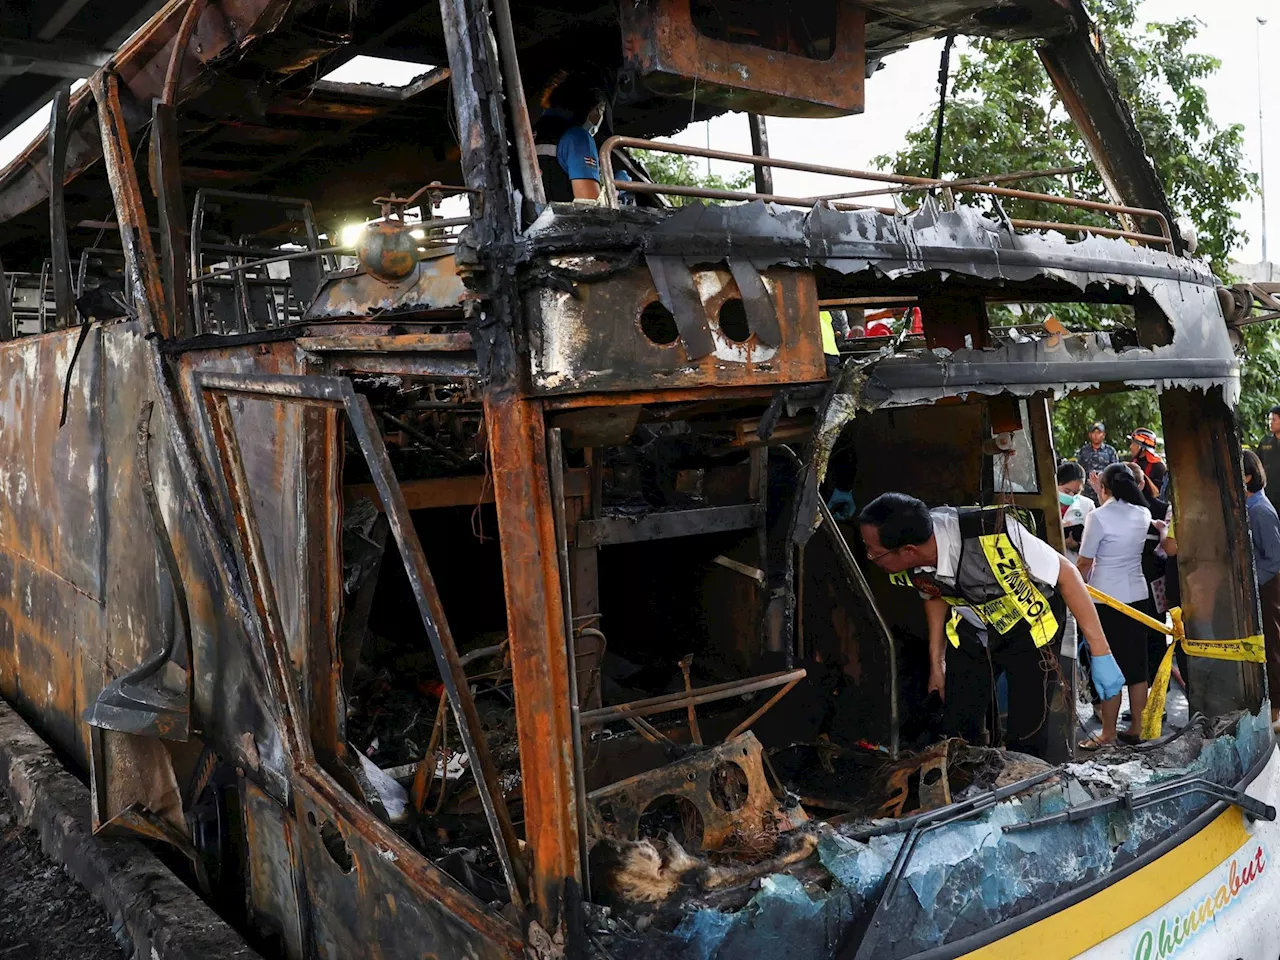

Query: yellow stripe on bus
<box><xmin>959</xmin><ymin>807</ymin><xmax>1251</xmax><ymax>960</ymax></box>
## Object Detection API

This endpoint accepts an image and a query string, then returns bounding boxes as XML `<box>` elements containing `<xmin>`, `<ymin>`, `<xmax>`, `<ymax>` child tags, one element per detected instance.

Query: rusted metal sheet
<box><xmin>183</xmin><ymin>368</ymin><xmax>528</xmax><ymax>955</ymax></box>
<box><xmin>242</xmin><ymin>779</ymin><xmax>305</xmax><ymax>960</ymax></box>
<box><xmin>292</xmin><ymin>766</ymin><xmax>521</xmax><ymax>960</ymax></box>
<box><xmin>101</xmin><ymin>323</ymin><xmax>282</xmax><ymax>815</ymax></box>
<box><xmin>304</xmin><ymin>253</ymin><xmax>467</xmax><ymax>322</ymax></box>
<box><xmin>619</xmin><ymin>0</ymin><xmax>866</xmax><ymax>117</ymax></box>
<box><xmin>0</xmin><ymin>330</ymin><xmax>105</xmax><ymax>600</ymax></box>
<box><xmin>587</xmin><ymin>732</ymin><xmax>805</xmax><ymax>851</ymax></box>
<box><xmin>527</xmin><ymin>263</ymin><xmax>825</xmax><ymax>395</ymax></box>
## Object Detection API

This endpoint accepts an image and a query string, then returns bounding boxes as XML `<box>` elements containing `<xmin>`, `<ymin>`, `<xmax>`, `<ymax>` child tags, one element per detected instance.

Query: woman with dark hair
<box><xmin>1057</xmin><ymin>461</ymin><xmax>1093</xmax><ymax>562</ymax></box>
<box><xmin>1243</xmin><ymin>449</ymin><xmax>1280</xmax><ymax>729</ymax></box>
<box><xmin>1077</xmin><ymin>462</ymin><xmax>1156</xmax><ymax>746</ymax></box>
<box><xmin>1124</xmin><ymin>460</ymin><xmax>1170</xmax><ymax>523</ymax></box>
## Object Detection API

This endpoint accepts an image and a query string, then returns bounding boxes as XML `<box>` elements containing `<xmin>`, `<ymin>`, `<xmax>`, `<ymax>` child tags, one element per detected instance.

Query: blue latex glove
<box><xmin>1089</xmin><ymin>652</ymin><xmax>1126</xmax><ymax>701</ymax></box>
<box><xmin>827</xmin><ymin>488</ymin><xmax>857</xmax><ymax>522</ymax></box>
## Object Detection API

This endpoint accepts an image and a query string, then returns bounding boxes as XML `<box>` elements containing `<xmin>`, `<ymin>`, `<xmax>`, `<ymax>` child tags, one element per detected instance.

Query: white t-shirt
<box><xmin>1077</xmin><ymin>499</ymin><xmax>1152</xmax><ymax>604</ymax></box>
<box><xmin>1061</xmin><ymin>494</ymin><xmax>1095</xmax><ymax>564</ymax></box>
<box><xmin>915</xmin><ymin>507</ymin><xmax>1063</xmax><ymax>634</ymax></box>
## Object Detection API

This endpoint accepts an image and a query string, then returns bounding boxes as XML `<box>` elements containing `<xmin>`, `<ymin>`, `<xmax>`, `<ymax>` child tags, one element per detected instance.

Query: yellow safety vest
<box><xmin>819</xmin><ymin>310</ymin><xmax>839</xmax><ymax>357</ymax></box>
<box><xmin>888</xmin><ymin>508</ymin><xmax>1059</xmax><ymax>649</ymax></box>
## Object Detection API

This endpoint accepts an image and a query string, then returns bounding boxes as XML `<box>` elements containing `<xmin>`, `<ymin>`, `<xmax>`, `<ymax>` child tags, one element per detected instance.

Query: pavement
<box><xmin>0</xmin><ymin>785</ymin><xmax>129</xmax><ymax>959</ymax></box>
<box><xmin>1071</xmin><ymin>656</ymin><xmax>1191</xmax><ymax>750</ymax></box>
<box><xmin>0</xmin><ymin>700</ymin><xmax>260</xmax><ymax>960</ymax></box>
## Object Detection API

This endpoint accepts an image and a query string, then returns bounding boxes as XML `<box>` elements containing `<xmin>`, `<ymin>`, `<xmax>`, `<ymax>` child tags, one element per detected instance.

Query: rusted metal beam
<box><xmin>1159</xmin><ymin>386</ymin><xmax>1264</xmax><ymax>717</ymax></box>
<box><xmin>546</xmin><ymin>426</ymin><xmax>592</xmax><ymax>901</ymax></box>
<box><xmin>161</xmin><ymin>0</ymin><xmax>207</xmax><ymax>107</ymax></box>
<box><xmin>90</xmin><ymin>71</ymin><xmax>168</xmax><ymax>338</ymax></box>
<box><xmin>491</xmin><ymin>0</ymin><xmax>545</xmax><ymax>210</ymax></box>
<box><xmin>48</xmin><ymin>84</ymin><xmax>73</xmax><ymax>330</ymax></box>
<box><xmin>344</xmin><ymin>474</ymin><xmax>493</xmax><ymax>512</ymax></box>
<box><xmin>0</xmin><ymin>255</ymin><xmax>12</xmax><ymax>341</ymax></box>
<box><xmin>442</xmin><ymin>0</ymin><xmax>579</xmax><ymax>940</ymax></box>
<box><xmin>747</xmin><ymin>114</ymin><xmax>773</xmax><ymax>196</ymax></box>
<box><xmin>579</xmin><ymin>669</ymin><xmax>806</xmax><ymax>726</ymax></box>
<box><xmin>151</xmin><ymin>100</ymin><xmax>189</xmax><ymax>338</ymax></box>
<box><xmin>298</xmin><ymin>332</ymin><xmax>474</xmax><ymax>354</ymax></box>
<box><xmin>1038</xmin><ymin>7</ymin><xmax>1182</xmax><ymax>252</ymax></box>
<box><xmin>486</xmin><ymin>395</ymin><xmax>583</xmax><ymax>938</ymax></box>
<box><xmin>576</xmin><ymin>504</ymin><xmax>764</xmax><ymax>548</ymax></box>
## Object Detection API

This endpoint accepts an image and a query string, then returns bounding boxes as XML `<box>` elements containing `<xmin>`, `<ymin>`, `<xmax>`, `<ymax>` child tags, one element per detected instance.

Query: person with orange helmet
<box><xmin>1128</xmin><ymin>428</ymin><xmax>1168</xmax><ymax>499</ymax></box>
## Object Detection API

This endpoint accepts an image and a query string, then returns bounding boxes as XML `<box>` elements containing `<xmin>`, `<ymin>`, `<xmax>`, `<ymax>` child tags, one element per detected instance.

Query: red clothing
<box><xmin>1133</xmin><ymin>449</ymin><xmax>1163</xmax><ymax>477</ymax></box>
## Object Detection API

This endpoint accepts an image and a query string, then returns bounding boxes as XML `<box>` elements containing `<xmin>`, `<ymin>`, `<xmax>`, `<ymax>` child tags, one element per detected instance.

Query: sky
<box><xmin>0</xmin><ymin>2</ymin><xmax>1273</xmax><ymax>263</ymax></box>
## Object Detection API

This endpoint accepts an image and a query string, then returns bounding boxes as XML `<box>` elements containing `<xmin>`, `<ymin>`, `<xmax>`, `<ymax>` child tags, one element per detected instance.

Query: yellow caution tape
<box><xmin>1083</xmin><ymin>586</ymin><xmax>1265</xmax><ymax>740</ymax></box>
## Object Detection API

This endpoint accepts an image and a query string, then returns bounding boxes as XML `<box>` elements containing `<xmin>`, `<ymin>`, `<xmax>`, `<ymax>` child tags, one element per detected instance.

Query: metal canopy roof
<box><xmin>0</xmin><ymin>0</ymin><xmax>167</xmax><ymax>141</ymax></box>
<box><xmin>0</xmin><ymin>0</ymin><xmax>1169</xmax><ymax>272</ymax></box>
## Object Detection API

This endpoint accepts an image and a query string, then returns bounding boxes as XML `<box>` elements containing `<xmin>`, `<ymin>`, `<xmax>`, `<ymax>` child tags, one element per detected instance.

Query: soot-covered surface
<box><xmin>0</xmin><ymin>788</ymin><xmax>128</xmax><ymax>959</ymax></box>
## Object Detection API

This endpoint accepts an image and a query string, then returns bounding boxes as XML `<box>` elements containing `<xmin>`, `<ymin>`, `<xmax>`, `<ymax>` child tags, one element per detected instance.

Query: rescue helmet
<box><xmin>1129</xmin><ymin>427</ymin><xmax>1158</xmax><ymax>452</ymax></box>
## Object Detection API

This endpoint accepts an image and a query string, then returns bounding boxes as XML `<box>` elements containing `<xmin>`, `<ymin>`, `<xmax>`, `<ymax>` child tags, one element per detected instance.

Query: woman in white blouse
<box><xmin>1076</xmin><ymin>462</ymin><xmax>1156</xmax><ymax>747</ymax></box>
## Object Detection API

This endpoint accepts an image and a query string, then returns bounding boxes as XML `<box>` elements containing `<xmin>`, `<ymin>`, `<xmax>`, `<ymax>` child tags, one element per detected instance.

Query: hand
<box><xmin>827</xmin><ymin>488</ymin><xmax>857</xmax><ymax>522</ymax></box>
<box><xmin>1089</xmin><ymin>652</ymin><xmax>1126</xmax><ymax>701</ymax></box>
<box><xmin>928</xmin><ymin>663</ymin><xmax>945</xmax><ymax>702</ymax></box>
<box><xmin>1089</xmin><ymin>471</ymin><xmax>1103</xmax><ymax>499</ymax></box>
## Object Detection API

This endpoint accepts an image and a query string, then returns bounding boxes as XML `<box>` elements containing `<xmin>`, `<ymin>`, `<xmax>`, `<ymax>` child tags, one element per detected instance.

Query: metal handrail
<box><xmin>599</xmin><ymin>137</ymin><xmax>1173</xmax><ymax>248</ymax></box>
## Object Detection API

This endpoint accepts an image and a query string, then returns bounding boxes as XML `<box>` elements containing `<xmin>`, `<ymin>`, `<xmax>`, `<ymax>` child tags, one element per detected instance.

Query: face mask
<box><xmin>585</xmin><ymin>97</ymin><xmax>607</xmax><ymax>136</ymax></box>
<box><xmin>1059</xmin><ymin>491</ymin><xmax>1077</xmax><ymax>506</ymax></box>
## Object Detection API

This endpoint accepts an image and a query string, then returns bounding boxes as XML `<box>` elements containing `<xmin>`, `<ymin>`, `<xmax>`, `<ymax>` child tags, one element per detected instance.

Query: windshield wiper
<box><xmin>1003</xmin><ymin>774</ymin><xmax>1276</xmax><ymax>833</ymax></box>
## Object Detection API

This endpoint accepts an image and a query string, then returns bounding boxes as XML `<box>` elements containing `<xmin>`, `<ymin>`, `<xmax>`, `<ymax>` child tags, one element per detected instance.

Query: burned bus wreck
<box><xmin>0</xmin><ymin>1</ymin><xmax>1278</xmax><ymax>958</ymax></box>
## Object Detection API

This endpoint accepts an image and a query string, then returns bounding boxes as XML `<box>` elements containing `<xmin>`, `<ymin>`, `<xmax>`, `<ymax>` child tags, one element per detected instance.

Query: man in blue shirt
<box><xmin>534</xmin><ymin>86</ymin><xmax>609</xmax><ymax>202</ymax></box>
<box><xmin>1075</xmin><ymin>422</ymin><xmax>1118</xmax><ymax>503</ymax></box>
<box><xmin>1243</xmin><ymin>449</ymin><xmax>1280</xmax><ymax>729</ymax></box>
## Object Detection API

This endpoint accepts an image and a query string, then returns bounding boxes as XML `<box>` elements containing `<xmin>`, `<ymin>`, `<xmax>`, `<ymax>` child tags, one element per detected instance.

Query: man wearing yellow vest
<box><xmin>858</xmin><ymin>492</ymin><xmax>1125</xmax><ymax>757</ymax></box>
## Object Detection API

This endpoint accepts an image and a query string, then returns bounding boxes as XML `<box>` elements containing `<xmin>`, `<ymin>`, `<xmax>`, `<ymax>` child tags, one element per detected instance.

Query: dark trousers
<box><xmin>1261</xmin><ymin>575</ymin><xmax>1280</xmax><ymax>710</ymax></box>
<box><xmin>944</xmin><ymin>623</ymin><xmax>1057</xmax><ymax>758</ymax></box>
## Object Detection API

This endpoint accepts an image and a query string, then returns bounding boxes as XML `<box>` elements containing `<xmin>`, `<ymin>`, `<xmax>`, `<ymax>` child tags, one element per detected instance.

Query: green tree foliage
<box><xmin>633</xmin><ymin>149</ymin><xmax>753</xmax><ymax>205</ymax></box>
<box><xmin>1239</xmin><ymin>325</ymin><xmax>1280</xmax><ymax>445</ymax></box>
<box><xmin>875</xmin><ymin>0</ymin><xmax>1261</xmax><ymax>457</ymax></box>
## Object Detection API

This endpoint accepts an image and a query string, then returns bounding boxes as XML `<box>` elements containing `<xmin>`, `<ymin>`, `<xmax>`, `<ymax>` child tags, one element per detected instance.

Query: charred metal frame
<box><xmin>48</xmin><ymin>84</ymin><xmax>73</xmax><ymax>331</ymax></box>
<box><xmin>193</xmin><ymin>370</ymin><xmax>528</xmax><ymax>908</ymax></box>
<box><xmin>0</xmin><ymin>0</ymin><xmax>1265</xmax><ymax>957</ymax></box>
<box><xmin>597</xmin><ymin>136</ymin><xmax>1174</xmax><ymax>246</ymax></box>
<box><xmin>442</xmin><ymin>0</ymin><xmax>586</xmax><ymax>940</ymax></box>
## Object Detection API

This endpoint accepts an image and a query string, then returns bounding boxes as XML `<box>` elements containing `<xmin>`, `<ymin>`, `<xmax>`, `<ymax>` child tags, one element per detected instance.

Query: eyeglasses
<box><xmin>865</xmin><ymin>545</ymin><xmax>901</xmax><ymax>565</ymax></box>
